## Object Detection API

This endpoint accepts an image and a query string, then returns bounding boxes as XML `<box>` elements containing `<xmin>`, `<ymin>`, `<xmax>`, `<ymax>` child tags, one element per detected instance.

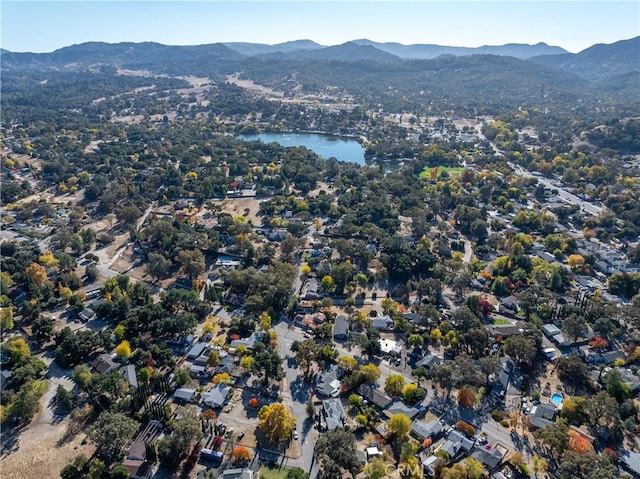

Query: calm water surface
<box><xmin>238</xmin><ymin>132</ymin><xmax>365</xmax><ymax>165</ymax></box>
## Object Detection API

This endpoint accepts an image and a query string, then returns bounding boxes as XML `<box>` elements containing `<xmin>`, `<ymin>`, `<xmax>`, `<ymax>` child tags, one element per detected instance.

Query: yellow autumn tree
<box><xmin>115</xmin><ymin>340</ymin><xmax>131</xmax><ymax>358</ymax></box>
<box><xmin>25</xmin><ymin>262</ymin><xmax>48</xmax><ymax>286</ymax></box>
<box><xmin>258</xmin><ymin>403</ymin><xmax>296</xmax><ymax>442</ymax></box>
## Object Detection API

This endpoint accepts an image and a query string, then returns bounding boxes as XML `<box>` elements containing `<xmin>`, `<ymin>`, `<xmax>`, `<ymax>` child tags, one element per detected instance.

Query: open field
<box><xmin>419</xmin><ymin>165</ymin><xmax>465</xmax><ymax>180</ymax></box>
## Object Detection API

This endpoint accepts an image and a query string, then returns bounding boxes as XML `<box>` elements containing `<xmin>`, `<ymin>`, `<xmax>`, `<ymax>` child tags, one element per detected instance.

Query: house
<box><xmin>531</xmin><ymin>403</ymin><xmax>556</xmax><ymax>421</ymax></box>
<box><xmin>187</xmin><ymin>342</ymin><xmax>209</xmax><ymax>360</ymax></box>
<box><xmin>614</xmin><ymin>368</ymin><xmax>640</xmax><ymax>395</ymax></box>
<box><xmin>383</xmin><ymin>401</ymin><xmax>420</xmax><ymax>420</ymax></box>
<box><xmin>371</xmin><ymin>315</ymin><xmax>394</xmax><ymax>331</ymax></box>
<box><xmin>379</xmin><ymin>338</ymin><xmax>402</xmax><ymax>356</ymax></box>
<box><xmin>439</xmin><ymin>430</ymin><xmax>475</xmax><ymax>459</ymax></box>
<box><xmin>620</xmin><ymin>450</ymin><xmax>640</xmax><ymax>478</ymax></box>
<box><xmin>202</xmin><ymin>384</ymin><xmax>231</xmax><ymax>408</ymax></box>
<box><xmin>333</xmin><ymin>315</ymin><xmax>350</xmax><ymax>341</ymax></box>
<box><xmin>317</xmin><ymin>365</ymin><xmax>342</xmax><ymax>398</ymax></box>
<box><xmin>215</xmin><ymin>354</ymin><xmax>238</xmax><ymax>376</ymax></box>
<box><xmin>119</xmin><ymin>365</ymin><xmax>138</xmax><ymax>390</ymax></box>
<box><xmin>499</xmin><ymin>295</ymin><xmax>519</xmax><ymax>314</ymax></box>
<box><xmin>485</xmin><ymin>322</ymin><xmax>525</xmax><ymax>338</ymax></box>
<box><xmin>358</xmin><ymin>383</ymin><xmax>392</xmax><ymax>409</ymax></box>
<box><xmin>599</xmin><ymin>350</ymin><xmax>627</xmax><ymax>364</ymax></box>
<box><xmin>119</xmin><ymin>459</ymin><xmax>152</xmax><ymax>479</ymax></box>
<box><xmin>230</xmin><ymin>331</ymin><xmax>263</xmax><ymax>350</ymax></box>
<box><xmin>189</xmin><ymin>364</ymin><xmax>207</xmax><ymax>377</ymax></box>
<box><xmin>296</xmin><ymin>312</ymin><xmax>327</xmax><ymax>330</ymax></box>
<box><xmin>414</xmin><ymin>354</ymin><xmax>442</xmax><ymax>370</ymax></box>
<box><xmin>173</xmin><ymin>387</ymin><xmax>196</xmax><ymax>403</ymax></box>
<box><xmin>78</xmin><ymin>307</ymin><xmax>96</xmax><ymax>322</ymax></box>
<box><xmin>323</xmin><ymin>398</ymin><xmax>346</xmax><ymax>430</ymax></box>
<box><xmin>470</xmin><ymin>445</ymin><xmax>505</xmax><ymax>471</ymax></box>
<box><xmin>91</xmin><ymin>354</ymin><xmax>118</xmax><ymax>374</ymax></box>
<box><xmin>0</xmin><ymin>369</ymin><xmax>13</xmax><ymax>389</ymax></box>
<box><xmin>221</xmin><ymin>468</ymin><xmax>254</xmax><ymax>479</ymax></box>
<box><xmin>410</xmin><ymin>419</ymin><xmax>443</xmax><ymax>442</ymax></box>
<box><xmin>302</xmin><ymin>278</ymin><xmax>320</xmax><ymax>300</ymax></box>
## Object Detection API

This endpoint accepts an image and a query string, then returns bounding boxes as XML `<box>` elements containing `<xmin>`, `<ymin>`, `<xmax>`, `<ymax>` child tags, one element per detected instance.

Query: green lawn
<box><xmin>419</xmin><ymin>165</ymin><xmax>465</xmax><ymax>180</ymax></box>
<box><xmin>493</xmin><ymin>318</ymin><xmax>512</xmax><ymax>325</ymax></box>
<box><xmin>259</xmin><ymin>466</ymin><xmax>289</xmax><ymax>479</ymax></box>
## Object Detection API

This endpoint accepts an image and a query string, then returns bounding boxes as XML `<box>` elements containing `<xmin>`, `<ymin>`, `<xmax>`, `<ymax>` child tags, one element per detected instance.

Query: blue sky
<box><xmin>2</xmin><ymin>1</ymin><xmax>638</xmax><ymax>53</ymax></box>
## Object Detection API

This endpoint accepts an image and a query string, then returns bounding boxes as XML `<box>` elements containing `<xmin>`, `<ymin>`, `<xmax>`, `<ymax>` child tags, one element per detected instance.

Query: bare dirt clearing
<box><xmin>1</xmin><ymin>380</ymin><xmax>94</xmax><ymax>479</ymax></box>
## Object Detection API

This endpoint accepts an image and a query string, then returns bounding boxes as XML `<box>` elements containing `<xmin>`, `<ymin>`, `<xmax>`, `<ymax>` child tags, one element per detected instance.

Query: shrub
<box><xmin>455</xmin><ymin>420</ymin><xmax>475</xmax><ymax>437</ymax></box>
<box><xmin>500</xmin><ymin>420</ymin><xmax>510</xmax><ymax>428</ymax></box>
<box><xmin>491</xmin><ymin>410</ymin><xmax>503</xmax><ymax>421</ymax></box>
<box><xmin>248</xmin><ymin>397</ymin><xmax>259</xmax><ymax>408</ymax></box>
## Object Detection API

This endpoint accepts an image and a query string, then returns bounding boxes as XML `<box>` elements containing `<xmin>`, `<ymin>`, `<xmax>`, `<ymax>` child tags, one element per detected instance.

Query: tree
<box><xmin>388</xmin><ymin>413</ymin><xmax>411</xmax><ymax>438</ymax></box>
<box><xmin>604</xmin><ymin>369</ymin><xmax>631</xmax><ymax>403</ymax></box>
<box><xmin>259</xmin><ymin>311</ymin><xmax>272</xmax><ymax>331</ymax></box>
<box><xmin>110</xmin><ymin>465</ymin><xmax>130</xmax><ymax>479</ymax></box>
<box><xmin>117</xmin><ymin>205</ymin><xmax>142</xmax><ymax>225</ymax></box>
<box><xmin>407</xmin><ymin>334</ymin><xmax>424</xmax><ymax>349</ymax></box>
<box><xmin>363</xmin><ymin>458</ymin><xmax>387</xmax><ymax>479</ymax></box>
<box><xmin>338</xmin><ymin>355</ymin><xmax>357</xmax><ymax>372</ymax></box>
<box><xmin>315</xmin><ymin>429</ymin><xmax>361</xmax><ymax>478</ymax></box>
<box><xmin>385</xmin><ymin>374</ymin><xmax>405</xmax><ymax>397</ymax></box>
<box><xmin>25</xmin><ymin>262</ymin><xmax>47</xmax><ymax>286</ymax></box>
<box><xmin>175</xmin><ymin>249</ymin><xmax>205</xmax><ymax>279</ymax></box>
<box><xmin>253</xmin><ymin>350</ymin><xmax>284</xmax><ymax>384</ymax></box>
<box><xmin>207</xmin><ymin>350</ymin><xmax>220</xmax><ymax>368</ymax></box>
<box><xmin>556</xmin><ymin>356</ymin><xmax>589</xmax><ymax>388</ymax></box>
<box><xmin>258</xmin><ymin>403</ymin><xmax>296</xmax><ymax>443</ymax></box>
<box><xmin>5</xmin><ymin>336</ymin><xmax>30</xmax><ymax>363</ymax></box>
<box><xmin>464</xmin><ymin>457</ymin><xmax>485</xmax><ymax>479</ymax></box>
<box><xmin>301</xmin><ymin>265</ymin><xmax>311</xmax><ymax>276</ymax></box>
<box><xmin>320</xmin><ymin>275</ymin><xmax>335</xmax><ymax>294</ymax></box>
<box><xmin>563</xmin><ymin>314</ymin><xmax>587</xmax><ymax>343</ymax></box>
<box><xmin>558</xmin><ymin>451</ymin><xmax>617</xmax><ymax>479</ymax></box>
<box><xmin>85</xmin><ymin>263</ymin><xmax>98</xmax><ymax>283</ymax></box>
<box><xmin>568</xmin><ymin>254</ymin><xmax>585</xmax><ymax>270</ymax></box>
<box><xmin>457</xmin><ymin>387</ymin><xmax>476</xmax><ymax>408</ymax></box>
<box><xmin>504</xmin><ymin>334</ymin><xmax>537</xmax><ymax>366</ymax></box>
<box><xmin>357</xmin><ymin>364</ymin><xmax>381</xmax><ymax>384</ymax></box>
<box><xmin>231</xmin><ymin>446</ymin><xmax>252</xmax><ymax>464</ymax></box>
<box><xmin>584</xmin><ymin>391</ymin><xmax>619</xmax><ymax>429</ymax></box>
<box><xmin>1</xmin><ymin>307</ymin><xmax>14</xmax><ymax>331</ymax></box>
<box><xmin>146</xmin><ymin>252</ymin><xmax>172</xmax><ymax>281</ymax></box>
<box><xmin>403</xmin><ymin>384</ymin><xmax>427</xmax><ymax>405</ymax></box>
<box><xmin>87</xmin><ymin>411</ymin><xmax>139</xmax><ymax>458</ymax></box>
<box><xmin>111</xmin><ymin>338</ymin><xmax>130</xmax><ymax>358</ymax></box>
<box><xmin>9</xmin><ymin>380</ymin><xmax>47</xmax><ymax>421</ymax></box>
<box><xmin>479</xmin><ymin>356</ymin><xmax>500</xmax><ymax>383</ymax></box>
<box><xmin>291</xmin><ymin>339</ymin><xmax>319</xmax><ymax>375</ymax></box>
<box><xmin>157</xmin><ymin>405</ymin><xmax>203</xmax><ymax>470</ymax></box>
<box><xmin>72</xmin><ymin>364</ymin><xmax>92</xmax><ymax>389</ymax></box>
<box><xmin>532</xmin><ymin>454</ymin><xmax>548</xmax><ymax>478</ymax></box>
<box><xmin>534</xmin><ymin>417</ymin><xmax>569</xmax><ymax>460</ymax></box>
<box><xmin>212</xmin><ymin>373</ymin><xmax>231</xmax><ymax>384</ymax></box>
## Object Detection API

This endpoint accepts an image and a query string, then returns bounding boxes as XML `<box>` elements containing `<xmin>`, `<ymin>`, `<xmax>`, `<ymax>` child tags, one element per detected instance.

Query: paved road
<box><xmin>275</xmin><ymin>322</ymin><xmax>319</xmax><ymax>477</ymax></box>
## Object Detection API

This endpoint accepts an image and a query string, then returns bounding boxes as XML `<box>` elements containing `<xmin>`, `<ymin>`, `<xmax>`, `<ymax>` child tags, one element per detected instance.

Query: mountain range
<box><xmin>1</xmin><ymin>37</ymin><xmax>638</xmax><ymax>111</ymax></box>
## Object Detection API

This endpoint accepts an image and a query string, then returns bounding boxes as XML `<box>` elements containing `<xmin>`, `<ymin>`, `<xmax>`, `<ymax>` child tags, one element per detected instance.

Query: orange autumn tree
<box><xmin>248</xmin><ymin>397</ymin><xmax>259</xmax><ymax>408</ymax></box>
<box><xmin>568</xmin><ymin>430</ymin><xmax>595</xmax><ymax>454</ymax></box>
<box><xmin>232</xmin><ymin>446</ymin><xmax>252</xmax><ymax>463</ymax></box>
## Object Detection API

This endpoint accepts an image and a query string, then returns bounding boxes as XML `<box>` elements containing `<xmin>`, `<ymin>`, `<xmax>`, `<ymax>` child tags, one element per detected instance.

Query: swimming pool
<box><xmin>551</xmin><ymin>393</ymin><xmax>563</xmax><ymax>406</ymax></box>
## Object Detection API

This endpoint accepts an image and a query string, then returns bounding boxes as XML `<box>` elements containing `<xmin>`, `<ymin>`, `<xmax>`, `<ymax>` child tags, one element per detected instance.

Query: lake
<box><xmin>237</xmin><ymin>132</ymin><xmax>365</xmax><ymax>165</ymax></box>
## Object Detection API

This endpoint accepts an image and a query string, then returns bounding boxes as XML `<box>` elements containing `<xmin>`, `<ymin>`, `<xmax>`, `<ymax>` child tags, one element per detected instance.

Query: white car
<box><xmin>294</xmin><ymin>431</ymin><xmax>299</xmax><ymax>440</ymax></box>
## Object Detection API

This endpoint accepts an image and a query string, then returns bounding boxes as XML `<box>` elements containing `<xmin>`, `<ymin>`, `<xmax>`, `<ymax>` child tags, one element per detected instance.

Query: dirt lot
<box><xmin>0</xmin><ymin>382</ymin><xmax>95</xmax><ymax>479</ymax></box>
<box><xmin>214</xmin><ymin>197</ymin><xmax>264</xmax><ymax>226</ymax></box>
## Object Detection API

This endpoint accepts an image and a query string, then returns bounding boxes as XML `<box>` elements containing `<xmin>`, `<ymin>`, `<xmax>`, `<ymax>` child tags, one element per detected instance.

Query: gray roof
<box><xmin>415</xmin><ymin>354</ymin><xmax>442</xmax><ymax>369</ymax></box>
<box><xmin>528</xmin><ymin>416</ymin><xmax>554</xmax><ymax>430</ymax></box>
<box><xmin>371</xmin><ymin>315</ymin><xmax>394</xmax><ymax>330</ymax></box>
<box><xmin>323</xmin><ymin>398</ymin><xmax>346</xmax><ymax>430</ymax></box>
<box><xmin>440</xmin><ymin>430</ymin><xmax>475</xmax><ymax>458</ymax></box>
<box><xmin>202</xmin><ymin>384</ymin><xmax>231</xmax><ymax>408</ymax></box>
<box><xmin>532</xmin><ymin>403</ymin><xmax>556</xmax><ymax>420</ymax></box>
<box><xmin>621</xmin><ymin>450</ymin><xmax>640</xmax><ymax>476</ymax></box>
<box><xmin>92</xmin><ymin>354</ymin><xmax>118</xmax><ymax>374</ymax></box>
<box><xmin>471</xmin><ymin>447</ymin><xmax>504</xmax><ymax>470</ymax></box>
<box><xmin>119</xmin><ymin>365</ymin><xmax>138</xmax><ymax>389</ymax></box>
<box><xmin>358</xmin><ymin>383</ymin><xmax>392</xmax><ymax>409</ymax></box>
<box><xmin>383</xmin><ymin>401</ymin><xmax>419</xmax><ymax>420</ymax></box>
<box><xmin>411</xmin><ymin>419</ymin><xmax>442</xmax><ymax>440</ymax></box>
<box><xmin>333</xmin><ymin>315</ymin><xmax>350</xmax><ymax>338</ymax></box>
<box><xmin>173</xmin><ymin>387</ymin><xmax>196</xmax><ymax>401</ymax></box>
<box><xmin>187</xmin><ymin>342</ymin><xmax>209</xmax><ymax>359</ymax></box>
<box><xmin>221</xmin><ymin>468</ymin><xmax>253</xmax><ymax>479</ymax></box>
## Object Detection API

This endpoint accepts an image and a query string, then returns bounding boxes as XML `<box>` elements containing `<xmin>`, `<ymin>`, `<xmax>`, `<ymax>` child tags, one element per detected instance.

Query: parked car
<box><xmin>294</xmin><ymin>431</ymin><xmax>298</xmax><ymax>440</ymax></box>
<box><xmin>237</xmin><ymin>431</ymin><xmax>245</xmax><ymax>440</ymax></box>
